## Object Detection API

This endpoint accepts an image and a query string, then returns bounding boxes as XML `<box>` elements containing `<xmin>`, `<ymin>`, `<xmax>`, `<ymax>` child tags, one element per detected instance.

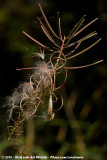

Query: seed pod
<box><xmin>48</xmin><ymin>94</ymin><xmax>55</xmax><ymax>120</ymax></box>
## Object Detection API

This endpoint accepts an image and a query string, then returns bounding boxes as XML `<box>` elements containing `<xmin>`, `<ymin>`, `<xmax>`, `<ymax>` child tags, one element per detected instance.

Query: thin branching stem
<box><xmin>8</xmin><ymin>4</ymin><xmax>103</xmax><ymax>158</ymax></box>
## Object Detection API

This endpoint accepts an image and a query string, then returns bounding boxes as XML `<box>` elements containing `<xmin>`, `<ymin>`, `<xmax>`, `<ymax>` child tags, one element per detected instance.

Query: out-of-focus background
<box><xmin>0</xmin><ymin>0</ymin><xmax>107</xmax><ymax>159</ymax></box>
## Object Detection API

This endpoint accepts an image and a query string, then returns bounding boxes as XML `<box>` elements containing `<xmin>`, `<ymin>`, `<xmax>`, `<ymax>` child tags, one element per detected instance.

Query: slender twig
<box><xmin>67</xmin><ymin>38</ymin><xmax>102</xmax><ymax>60</ymax></box>
<box><xmin>65</xmin><ymin>17</ymin><xmax>85</xmax><ymax>46</ymax></box>
<box><xmin>58</xmin><ymin>18</ymin><xmax>63</xmax><ymax>40</ymax></box>
<box><xmin>64</xmin><ymin>59</ymin><xmax>103</xmax><ymax>69</ymax></box>
<box><xmin>74</xmin><ymin>18</ymin><xmax>98</xmax><ymax>37</ymax></box>
<box><xmin>38</xmin><ymin>3</ymin><xmax>61</xmax><ymax>40</ymax></box>
<box><xmin>65</xmin><ymin>42</ymin><xmax>81</xmax><ymax>57</ymax></box>
<box><xmin>67</xmin><ymin>15</ymin><xmax>86</xmax><ymax>39</ymax></box>
<box><xmin>37</xmin><ymin>17</ymin><xmax>60</xmax><ymax>47</ymax></box>
<box><xmin>67</xmin><ymin>31</ymin><xmax>97</xmax><ymax>48</ymax></box>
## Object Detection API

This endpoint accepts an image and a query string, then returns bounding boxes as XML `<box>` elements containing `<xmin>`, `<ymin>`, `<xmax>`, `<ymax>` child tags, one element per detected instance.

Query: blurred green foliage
<box><xmin>0</xmin><ymin>0</ymin><xmax>107</xmax><ymax>160</ymax></box>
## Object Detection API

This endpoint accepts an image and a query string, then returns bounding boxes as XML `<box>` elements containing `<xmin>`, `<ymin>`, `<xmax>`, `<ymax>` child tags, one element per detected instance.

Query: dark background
<box><xmin>0</xmin><ymin>0</ymin><xmax>107</xmax><ymax>160</ymax></box>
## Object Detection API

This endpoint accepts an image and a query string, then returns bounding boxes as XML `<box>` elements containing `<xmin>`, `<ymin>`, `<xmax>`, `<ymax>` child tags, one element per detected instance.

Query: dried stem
<box><xmin>8</xmin><ymin>3</ymin><xmax>103</xmax><ymax>158</ymax></box>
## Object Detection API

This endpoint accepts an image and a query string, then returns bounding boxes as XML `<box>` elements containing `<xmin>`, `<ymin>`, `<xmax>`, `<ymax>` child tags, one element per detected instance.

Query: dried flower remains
<box><xmin>8</xmin><ymin>3</ymin><xmax>103</xmax><ymax>158</ymax></box>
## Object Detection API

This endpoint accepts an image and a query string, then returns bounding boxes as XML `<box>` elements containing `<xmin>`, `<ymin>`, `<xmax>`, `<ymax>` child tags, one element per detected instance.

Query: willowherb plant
<box><xmin>8</xmin><ymin>3</ymin><xmax>103</xmax><ymax>158</ymax></box>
